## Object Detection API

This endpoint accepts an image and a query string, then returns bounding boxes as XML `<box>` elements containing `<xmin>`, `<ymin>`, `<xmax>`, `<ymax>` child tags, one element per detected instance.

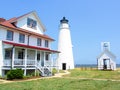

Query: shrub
<box><xmin>52</xmin><ymin>68</ymin><xmax>57</xmax><ymax>75</ymax></box>
<box><xmin>36</xmin><ymin>70</ymin><xmax>40</xmax><ymax>76</ymax></box>
<box><xmin>7</xmin><ymin>68</ymin><xmax>24</xmax><ymax>80</ymax></box>
<box><xmin>23</xmin><ymin>75</ymin><xmax>31</xmax><ymax>79</ymax></box>
<box><xmin>0</xmin><ymin>75</ymin><xmax>3</xmax><ymax>79</ymax></box>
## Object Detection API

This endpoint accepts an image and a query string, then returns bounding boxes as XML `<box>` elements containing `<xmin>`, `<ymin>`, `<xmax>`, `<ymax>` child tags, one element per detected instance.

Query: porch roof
<box><xmin>3</xmin><ymin>41</ymin><xmax>60</xmax><ymax>53</ymax></box>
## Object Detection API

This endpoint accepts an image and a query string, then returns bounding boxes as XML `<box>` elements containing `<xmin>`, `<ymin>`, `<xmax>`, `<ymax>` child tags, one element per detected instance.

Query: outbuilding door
<box><xmin>103</xmin><ymin>59</ymin><xmax>110</xmax><ymax>70</ymax></box>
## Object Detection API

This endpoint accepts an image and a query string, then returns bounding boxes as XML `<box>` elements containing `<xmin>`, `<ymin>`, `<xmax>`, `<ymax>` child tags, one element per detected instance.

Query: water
<box><xmin>75</xmin><ymin>64</ymin><xmax>120</xmax><ymax>68</ymax></box>
<box><xmin>75</xmin><ymin>64</ymin><xmax>97</xmax><ymax>68</ymax></box>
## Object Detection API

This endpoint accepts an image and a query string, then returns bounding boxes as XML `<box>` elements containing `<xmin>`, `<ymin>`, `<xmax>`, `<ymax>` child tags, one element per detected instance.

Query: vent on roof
<box><xmin>0</xmin><ymin>18</ymin><xmax>6</xmax><ymax>22</ymax></box>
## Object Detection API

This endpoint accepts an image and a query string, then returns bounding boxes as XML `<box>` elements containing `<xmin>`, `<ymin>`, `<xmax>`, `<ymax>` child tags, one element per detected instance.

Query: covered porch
<box><xmin>3</xmin><ymin>48</ymin><xmax>52</xmax><ymax>67</ymax></box>
<box><xmin>2</xmin><ymin>41</ymin><xmax>59</xmax><ymax>76</ymax></box>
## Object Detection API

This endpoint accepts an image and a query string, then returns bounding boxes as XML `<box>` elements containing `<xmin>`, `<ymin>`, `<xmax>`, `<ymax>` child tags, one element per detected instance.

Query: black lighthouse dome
<box><xmin>60</xmin><ymin>17</ymin><xmax>69</xmax><ymax>23</ymax></box>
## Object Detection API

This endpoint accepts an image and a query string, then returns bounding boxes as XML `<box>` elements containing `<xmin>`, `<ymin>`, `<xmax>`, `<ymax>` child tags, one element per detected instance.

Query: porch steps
<box><xmin>36</xmin><ymin>66</ymin><xmax>52</xmax><ymax>77</ymax></box>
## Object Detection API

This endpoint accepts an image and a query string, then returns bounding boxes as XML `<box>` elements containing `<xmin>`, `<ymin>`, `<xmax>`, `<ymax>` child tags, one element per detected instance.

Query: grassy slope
<box><xmin>67</xmin><ymin>68</ymin><xmax>120</xmax><ymax>80</ymax></box>
<box><xmin>0</xmin><ymin>69</ymin><xmax>120</xmax><ymax>90</ymax></box>
<box><xmin>0</xmin><ymin>78</ymin><xmax>120</xmax><ymax>90</ymax></box>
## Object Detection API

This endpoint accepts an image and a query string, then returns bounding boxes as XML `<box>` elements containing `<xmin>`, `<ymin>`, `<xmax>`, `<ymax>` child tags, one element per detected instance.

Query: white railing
<box><xmin>36</xmin><ymin>63</ymin><xmax>52</xmax><ymax>77</ymax></box>
<box><xmin>37</xmin><ymin>61</ymin><xmax>41</xmax><ymax>67</ymax></box>
<box><xmin>3</xmin><ymin>59</ymin><xmax>53</xmax><ymax>67</ymax></box>
<box><xmin>3</xmin><ymin>59</ymin><xmax>11</xmax><ymax>66</ymax></box>
<box><xmin>14</xmin><ymin>59</ymin><xmax>36</xmax><ymax>66</ymax></box>
<box><xmin>4</xmin><ymin>59</ymin><xmax>36</xmax><ymax>66</ymax></box>
<box><xmin>44</xmin><ymin>61</ymin><xmax>52</xmax><ymax>67</ymax></box>
<box><xmin>14</xmin><ymin>59</ymin><xmax>25</xmax><ymax>66</ymax></box>
<box><xmin>27</xmin><ymin>60</ymin><xmax>35</xmax><ymax>66</ymax></box>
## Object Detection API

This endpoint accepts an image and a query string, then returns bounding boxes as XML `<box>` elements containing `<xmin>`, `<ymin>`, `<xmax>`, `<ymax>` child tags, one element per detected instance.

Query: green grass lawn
<box><xmin>66</xmin><ymin>68</ymin><xmax>120</xmax><ymax>80</ymax></box>
<box><xmin>0</xmin><ymin>68</ymin><xmax>120</xmax><ymax>90</ymax></box>
<box><xmin>0</xmin><ymin>78</ymin><xmax>120</xmax><ymax>90</ymax></box>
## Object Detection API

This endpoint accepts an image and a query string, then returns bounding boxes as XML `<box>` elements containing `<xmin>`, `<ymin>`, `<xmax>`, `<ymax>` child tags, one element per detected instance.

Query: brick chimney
<box><xmin>0</xmin><ymin>18</ymin><xmax>6</xmax><ymax>23</ymax></box>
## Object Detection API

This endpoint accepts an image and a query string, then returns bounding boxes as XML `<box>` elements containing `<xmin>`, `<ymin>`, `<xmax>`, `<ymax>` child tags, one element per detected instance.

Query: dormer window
<box><xmin>27</xmin><ymin>18</ymin><xmax>37</xmax><ymax>29</ymax></box>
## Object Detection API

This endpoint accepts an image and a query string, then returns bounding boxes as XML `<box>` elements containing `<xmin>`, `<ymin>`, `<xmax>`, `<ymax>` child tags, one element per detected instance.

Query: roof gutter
<box><xmin>0</xmin><ymin>24</ymin><xmax>55</xmax><ymax>41</ymax></box>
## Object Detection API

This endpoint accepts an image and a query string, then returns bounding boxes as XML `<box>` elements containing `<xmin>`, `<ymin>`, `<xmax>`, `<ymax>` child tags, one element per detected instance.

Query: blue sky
<box><xmin>0</xmin><ymin>0</ymin><xmax>120</xmax><ymax>64</ymax></box>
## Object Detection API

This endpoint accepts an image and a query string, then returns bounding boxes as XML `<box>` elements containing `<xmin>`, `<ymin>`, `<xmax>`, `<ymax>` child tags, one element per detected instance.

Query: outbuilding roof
<box><xmin>97</xmin><ymin>49</ymin><xmax>116</xmax><ymax>59</ymax></box>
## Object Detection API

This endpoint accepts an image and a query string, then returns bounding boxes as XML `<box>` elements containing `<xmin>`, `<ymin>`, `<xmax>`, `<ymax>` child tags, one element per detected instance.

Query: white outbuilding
<box><xmin>97</xmin><ymin>42</ymin><xmax>116</xmax><ymax>70</ymax></box>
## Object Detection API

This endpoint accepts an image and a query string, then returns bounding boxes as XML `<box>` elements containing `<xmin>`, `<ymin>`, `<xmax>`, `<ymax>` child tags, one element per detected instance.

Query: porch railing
<box><xmin>3</xmin><ymin>59</ymin><xmax>52</xmax><ymax>67</ymax></box>
<box><xmin>3</xmin><ymin>59</ymin><xmax>11</xmax><ymax>66</ymax></box>
<box><xmin>27</xmin><ymin>60</ymin><xmax>36</xmax><ymax>66</ymax></box>
<box><xmin>14</xmin><ymin>59</ymin><xmax>36</xmax><ymax>66</ymax></box>
<box><xmin>44</xmin><ymin>61</ymin><xmax>52</xmax><ymax>67</ymax></box>
<box><xmin>14</xmin><ymin>59</ymin><xmax>25</xmax><ymax>66</ymax></box>
<box><xmin>3</xmin><ymin>59</ymin><xmax>36</xmax><ymax>66</ymax></box>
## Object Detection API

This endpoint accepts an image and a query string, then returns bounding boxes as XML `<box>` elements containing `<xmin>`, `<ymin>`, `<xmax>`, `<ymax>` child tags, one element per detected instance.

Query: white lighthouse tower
<box><xmin>57</xmin><ymin>17</ymin><xmax>74</xmax><ymax>70</ymax></box>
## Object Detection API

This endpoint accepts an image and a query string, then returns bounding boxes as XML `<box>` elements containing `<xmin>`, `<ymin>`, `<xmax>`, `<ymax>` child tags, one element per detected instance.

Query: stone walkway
<box><xmin>53</xmin><ymin>70</ymin><xmax>70</xmax><ymax>77</ymax></box>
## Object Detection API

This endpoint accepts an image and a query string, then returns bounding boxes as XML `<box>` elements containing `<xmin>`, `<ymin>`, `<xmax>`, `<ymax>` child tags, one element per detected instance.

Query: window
<box><xmin>37</xmin><ymin>53</ymin><xmax>40</xmax><ymax>60</ymax></box>
<box><xmin>6</xmin><ymin>30</ymin><xmax>13</xmax><ymax>41</ymax></box>
<box><xmin>45</xmin><ymin>53</ymin><xmax>49</xmax><ymax>61</ymax></box>
<box><xmin>27</xmin><ymin>18</ymin><xmax>37</xmax><ymax>29</ymax></box>
<box><xmin>18</xmin><ymin>51</ymin><xmax>24</xmax><ymax>59</ymax></box>
<box><xmin>45</xmin><ymin>40</ymin><xmax>49</xmax><ymax>48</ymax></box>
<box><xmin>19</xmin><ymin>33</ymin><xmax>25</xmax><ymax>43</ymax></box>
<box><xmin>104</xmin><ymin>43</ymin><xmax>108</xmax><ymax>47</ymax></box>
<box><xmin>5</xmin><ymin>49</ymin><xmax>12</xmax><ymax>59</ymax></box>
<box><xmin>37</xmin><ymin>38</ymin><xmax>42</xmax><ymax>46</ymax></box>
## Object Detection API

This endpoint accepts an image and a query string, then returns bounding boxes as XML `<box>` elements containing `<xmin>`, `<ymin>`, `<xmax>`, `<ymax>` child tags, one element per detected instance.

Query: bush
<box><xmin>7</xmin><ymin>68</ymin><xmax>24</xmax><ymax>80</ymax></box>
<box><xmin>52</xmin><ymin>68</ymin><xmax>57</xmax><ymax>75</ymax></box>
<box><xmin>36</xmin><ymin>70</ymin><xmax>40</xmax><ymax>76</ymax></box>
<box><xmin>23</xmin><ymin>75</ymin><xmax>31</xmax><ymax>79</ymax></box>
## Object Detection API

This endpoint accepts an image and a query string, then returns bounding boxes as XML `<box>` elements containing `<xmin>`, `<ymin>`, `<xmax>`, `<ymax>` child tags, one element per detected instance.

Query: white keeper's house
<box><xmin>0</xmin><ymin>11</ymin><xmax>59</xmax><ymax>77</ymax></box>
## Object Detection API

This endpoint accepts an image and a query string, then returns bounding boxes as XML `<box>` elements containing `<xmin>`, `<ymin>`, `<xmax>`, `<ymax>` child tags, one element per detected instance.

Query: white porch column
<box><xmin>50</xmin><ymin>53</ymin><xmax>53</xmax><ymax>73</ymax></box>
<box><xmin>12</xmin><ymin>47</ymin><xmax>15</xmax><ymax>69</ymax></box>
<box><xmin>40</xmin><ymin>51</ymin><xmax>42</xmax><ymax>66</ymax></box>
<box><xmin>35</xmin><ymin>50</ymin><xmax>37</xmax><ymax>76</ymax></box>
<box><xmin>35</xmin><ymin>50</ymin><xmax>37</xmax><ymax>65</ymax></box>
<box><xmin>24</xmin><ymin>48</ymin><xmax>27</xmax><ymax>76</ymax></box>
<box><xmin>56</xmin><ymin>53</ymin><xmax>59</xmax><ymax>73</ymax></box>
<box><xmin>43</xmin><ymin>52</ymin><xmax>45</xmax><ymax>66</ymax></box>
<box><xmin>0</xmin><ymin>41</ymin><xmax>4</xmax><ymax>76</ymax></box>
<box><xmin>49</xmin><ymin>53</ymin><xmax>51</xmax><ymax>65</ymax></box>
